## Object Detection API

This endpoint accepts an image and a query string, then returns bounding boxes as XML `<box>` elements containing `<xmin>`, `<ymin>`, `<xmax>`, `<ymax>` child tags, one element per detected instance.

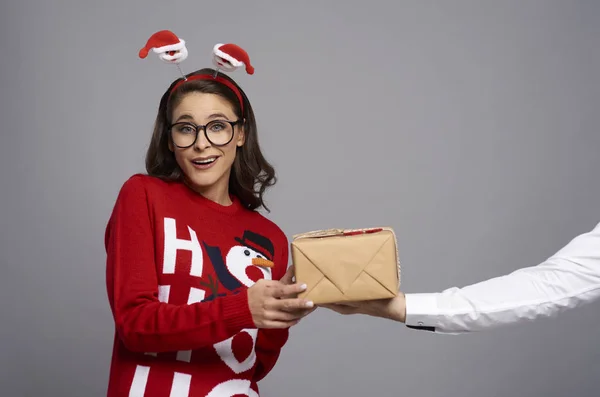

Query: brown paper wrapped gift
<box><xmin>291</xmin><ymin>227</ymin><xmax>401</xmax><ymax>304</ymax></box>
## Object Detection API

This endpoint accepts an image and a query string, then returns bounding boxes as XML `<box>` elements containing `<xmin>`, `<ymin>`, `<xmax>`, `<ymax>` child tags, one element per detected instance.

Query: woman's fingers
<box><xmin>273</xmin><ymin>282</ymin><xmax>307</xmax><ymax>298</ymax></box>
<box><xmin>272</xmin><ymin>297</ymin><xmax>314</xmax><ymax>312</ymax></box>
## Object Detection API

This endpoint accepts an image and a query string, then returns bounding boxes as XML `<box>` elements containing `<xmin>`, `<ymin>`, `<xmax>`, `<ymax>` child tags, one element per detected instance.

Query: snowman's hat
<box><xmin>235</xmin><ymin>230</ymin><xmax>274</xmax><ymax>261</ymax></box>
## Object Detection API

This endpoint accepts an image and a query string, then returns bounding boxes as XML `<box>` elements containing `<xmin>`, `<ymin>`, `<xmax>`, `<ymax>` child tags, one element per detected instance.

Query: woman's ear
<box><xmin>236</xmin><ymin>125</ymin><xmax>246</xmax><ymax>147</ymax></box>
<box><xmin>168</xmin><ymin>140</ymin><xmax>174</xmax><ymax>152</ymax></box>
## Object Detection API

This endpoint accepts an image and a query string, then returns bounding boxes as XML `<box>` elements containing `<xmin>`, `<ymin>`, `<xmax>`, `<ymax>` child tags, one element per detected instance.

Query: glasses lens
<box><xmin>171</xmin><ymin>123</ymin><xmax>197</xmax><ymax>147</ymax></box>
<box><xmin>206</xmin><ymin>120</ymin><xmax>234</xmax><ymax>146</ymax></box>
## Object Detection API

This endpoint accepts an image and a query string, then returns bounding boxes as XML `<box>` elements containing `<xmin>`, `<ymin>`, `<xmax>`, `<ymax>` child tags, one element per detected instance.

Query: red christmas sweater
<box><xmin>104</xmin><ymin>174</ymin><xmax>290</xmax><ymax>397</ymax></box>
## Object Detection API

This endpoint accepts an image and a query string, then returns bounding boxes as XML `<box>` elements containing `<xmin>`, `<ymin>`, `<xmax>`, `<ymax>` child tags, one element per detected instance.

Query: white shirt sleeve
<box><xmin>404</xmin><ymin>221</ymin><xmax>600</xmax><ymax>334</ymax></box>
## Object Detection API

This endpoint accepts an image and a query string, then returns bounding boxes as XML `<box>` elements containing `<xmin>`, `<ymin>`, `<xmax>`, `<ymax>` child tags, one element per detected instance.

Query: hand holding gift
<box><xmin>247</xmin><ymin>275</ymin><xmax>315</xmax><ymax>329</ymax></box>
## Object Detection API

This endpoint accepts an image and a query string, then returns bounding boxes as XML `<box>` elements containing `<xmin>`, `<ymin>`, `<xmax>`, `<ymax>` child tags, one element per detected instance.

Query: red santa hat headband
<box><xmin>139</xmin><ymin>30</ymin><xmax>254</xmax><ymax>113</ymax></box>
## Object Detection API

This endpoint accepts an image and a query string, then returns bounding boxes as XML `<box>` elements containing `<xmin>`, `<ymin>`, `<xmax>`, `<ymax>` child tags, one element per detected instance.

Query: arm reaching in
<box><xmin>323</xmin><ymin>221</ymin><xmax>600</xmax><ymax>334</ymax></box>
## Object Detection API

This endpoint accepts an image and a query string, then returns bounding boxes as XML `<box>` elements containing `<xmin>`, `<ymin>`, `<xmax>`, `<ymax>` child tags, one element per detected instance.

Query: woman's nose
<box><xmin>194</xmin><ymin>129</ymin><xmax>211</xmax><ymax>150</ymax></box>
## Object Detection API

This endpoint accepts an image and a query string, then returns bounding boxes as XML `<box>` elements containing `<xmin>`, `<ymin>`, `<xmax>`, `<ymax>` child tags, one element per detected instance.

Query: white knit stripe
<box><xmin>169</xmin><ymin>372</ymin><xmax>192</xmax><ymax>397</ymax></box>
<box><xmin>176</xmin><ymin>350</ymin><xmax>192</xmax><ymax>362</ymax></box>
<box><xmin>158</xmin><ymin>285</ymin><xmax>171</xmax><ymax>302</ymax></box>
<box><xmin>206</xmin><ymin>379</ymin><xmax>259</xmax><ymax>397</ymax></box>
<box><xmin>144</xmin><ymin>285</ymin><xmax>172</xmax><ymax>357</ymax></box>
<box><xmin>176</xmin><ymin>287</ymin><xmax>206</xmax><ymax>362</ymax></box>
<box><xmin>128</xmin><ymin>365</ymin><xmax>150</xmax><ymax>397</ymax></box>
<box><xmin>187</xmin><ymin>287</ymin><xmax>205</xmax><ymax>304</ymax></box>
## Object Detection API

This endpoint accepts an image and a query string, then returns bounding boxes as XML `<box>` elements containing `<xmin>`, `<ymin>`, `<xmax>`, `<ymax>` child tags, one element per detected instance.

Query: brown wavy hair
<box><xmin>145</xmin><ymin>68</ymin><xmax>276</xmax><ymax>212</ymax></box>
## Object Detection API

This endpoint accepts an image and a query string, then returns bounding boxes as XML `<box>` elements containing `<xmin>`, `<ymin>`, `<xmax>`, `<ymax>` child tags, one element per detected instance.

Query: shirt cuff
<box><xmin>404</xmin><ymin>293</ymin><xmax>441</xmax><ymax>330</ymax></box>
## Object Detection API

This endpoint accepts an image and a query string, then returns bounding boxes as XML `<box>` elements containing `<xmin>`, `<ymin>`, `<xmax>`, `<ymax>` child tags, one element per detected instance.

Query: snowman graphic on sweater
<box><xmin>201</xmin><ymin>230</ymin><xmax>274</xmax><ymax>300</ymax></box>
<box><xmin>227</xmin><ymin>230</ymin><xmax>274</xmax><ymax>286</ymax></box>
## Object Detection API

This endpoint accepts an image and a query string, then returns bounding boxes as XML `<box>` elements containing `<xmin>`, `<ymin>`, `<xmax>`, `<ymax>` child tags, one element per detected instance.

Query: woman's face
<box><xmin>169</xmin><ymin>92</ymin><xmax>244</xmax><ymax>199</ymax></box>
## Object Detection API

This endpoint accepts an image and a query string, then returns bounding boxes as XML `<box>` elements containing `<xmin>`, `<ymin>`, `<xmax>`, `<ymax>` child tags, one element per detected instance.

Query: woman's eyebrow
<box><xmin>174</xmin><ymin>114</ymin><xmax>195</xmax><ymax>122</ymax></box>
<box><xmin>207</xmin><ymin>113</ymin><xmax>229</xmax><ymax>120</ymax></box>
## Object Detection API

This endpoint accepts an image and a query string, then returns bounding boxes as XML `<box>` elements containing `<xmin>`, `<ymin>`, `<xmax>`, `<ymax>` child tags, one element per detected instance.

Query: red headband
<box><xmin>139</xmin><ymin>30</ymin><xmax>254</xmax><ymax>116</ymax></box>
<box><xmin>170</xmin><ymin>74</ymin><xmax>245</xmax><ymax>114</ymax></box>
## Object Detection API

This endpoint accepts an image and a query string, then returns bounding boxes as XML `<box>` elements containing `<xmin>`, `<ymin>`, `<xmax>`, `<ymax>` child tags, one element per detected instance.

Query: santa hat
<box><xmin>212</xmin><ymin>43</ymin><xmax>255</xmax><ymax>75</ymax></box>
<box><xmin>139</xmin><ymin>30</ymin><xmax>186</xmax><ymax>59</ymax></box>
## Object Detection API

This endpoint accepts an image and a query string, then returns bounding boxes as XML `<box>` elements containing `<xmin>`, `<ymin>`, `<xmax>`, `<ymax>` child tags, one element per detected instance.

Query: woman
<box><xmin>104</xmin><ymin>64</ymin><xmax>313</xmax><ymax>396</ymax></box>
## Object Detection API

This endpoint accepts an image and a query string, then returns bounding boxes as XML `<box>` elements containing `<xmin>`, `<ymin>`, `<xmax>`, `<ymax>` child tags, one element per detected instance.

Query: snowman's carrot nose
<box><xmin>252</xmin><ymin>258</ymin><xmax>274</xmax><ymax>268</ymax></box>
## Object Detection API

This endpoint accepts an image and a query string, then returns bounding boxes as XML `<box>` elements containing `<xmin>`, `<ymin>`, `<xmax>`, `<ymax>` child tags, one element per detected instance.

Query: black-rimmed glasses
<box><xmin>169</xmin><ymin>120</ymin><xmax>241</xmax><ymax>148</ymax></box>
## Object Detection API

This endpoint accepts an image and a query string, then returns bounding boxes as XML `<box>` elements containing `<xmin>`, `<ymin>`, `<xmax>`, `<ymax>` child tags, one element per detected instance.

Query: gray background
<box><xmin>1</xmin><ymin>1</ymin><xmax>599</xmax><ymax>396</ymax></box>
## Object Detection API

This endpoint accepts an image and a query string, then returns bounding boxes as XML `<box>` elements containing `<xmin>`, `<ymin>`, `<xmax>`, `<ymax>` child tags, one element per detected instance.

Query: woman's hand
<box><xmin>320</xmin><ymin>294</ymin><xmax>407</xmax><ymax>323</ymax></box>
<box><xmin>247</xmin><ymin>277</ymin><xmax>314</xmax><ymax>329</ymax></box>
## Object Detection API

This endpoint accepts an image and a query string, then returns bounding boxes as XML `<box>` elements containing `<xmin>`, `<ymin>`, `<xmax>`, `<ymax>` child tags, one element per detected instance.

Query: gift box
<box><xmin>291</xmin><ymin>227</ymin><xmax>401</xmax><ymax>304</ymax></box>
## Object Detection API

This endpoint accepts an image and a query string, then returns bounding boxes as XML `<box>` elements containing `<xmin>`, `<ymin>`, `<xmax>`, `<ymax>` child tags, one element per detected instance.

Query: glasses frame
<box><xmin>168</xmin><ymin>119</ymin><xmax>241</xmax><ymax>148</ymax></box>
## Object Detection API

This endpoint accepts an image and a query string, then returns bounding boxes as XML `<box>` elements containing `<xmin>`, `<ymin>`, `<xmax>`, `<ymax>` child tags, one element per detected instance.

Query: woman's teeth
<box><xmin>193</xmin><ymin>158</ymin><xmax>216</xmax><ymax>164</ymax></box>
